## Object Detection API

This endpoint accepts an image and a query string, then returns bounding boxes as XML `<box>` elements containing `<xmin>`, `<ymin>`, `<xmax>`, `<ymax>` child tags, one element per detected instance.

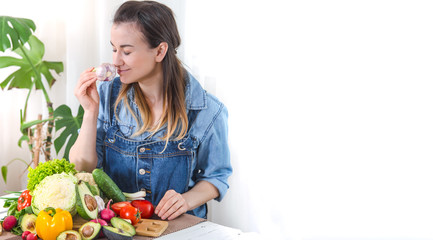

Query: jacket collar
<box><xmin>185</xmin><ymin>72</ymin><xmax>207</xmax><ymax>110</ymax></box>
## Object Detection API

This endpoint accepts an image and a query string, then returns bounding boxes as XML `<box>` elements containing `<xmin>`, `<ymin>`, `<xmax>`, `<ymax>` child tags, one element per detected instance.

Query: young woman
<box><xmin>69</xmin><ymin>1</ymin><xmax>232</xmax><ymax>220</ymax></box>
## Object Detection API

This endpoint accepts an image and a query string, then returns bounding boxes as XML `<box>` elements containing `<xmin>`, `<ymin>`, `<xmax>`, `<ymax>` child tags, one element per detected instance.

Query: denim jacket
<box><xmin>95</xmin><ymin>72</ymin><xmax>232</xmax><ymax>218</ymax></box>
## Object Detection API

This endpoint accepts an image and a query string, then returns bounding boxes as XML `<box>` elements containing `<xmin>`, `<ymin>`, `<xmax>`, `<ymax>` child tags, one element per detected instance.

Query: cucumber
<box><xmin>92</xmin><ymin>169</ymin><xmax>126</xmax><ymax>203</ymax></box>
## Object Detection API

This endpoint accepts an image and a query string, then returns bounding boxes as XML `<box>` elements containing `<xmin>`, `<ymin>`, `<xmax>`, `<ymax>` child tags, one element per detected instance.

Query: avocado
<box><xmin>78</xmin><ymin>222</ymin><xmax>101</xmax><ymax>240</ymax></box>
<box><xmin>57</xmin><ymin>230</ymin><xmax>82</xmax><ymax>240</ymax></box>
<box><xmin>102</xmin><ymin>226</ymin><xmax>133</xmax><ymax>240</ymax></box>
<box><xmin>110</xmin><ymin>217</ymin><xmax>136</xmax><ymax>236</ymax></box>
<box><xmin>76</xmin><ymin>180</ymin><xmax>98</xmax><ymax>220</ymax></box>
<box><xmin>84</xmin><ymin>181</ymin><xmax>100</xmax><ymax>196</ymax></box>
<box><xmin>21</xmin><ymin>213</ymin><xmax>37</xmax><ymax>234</ymax></box>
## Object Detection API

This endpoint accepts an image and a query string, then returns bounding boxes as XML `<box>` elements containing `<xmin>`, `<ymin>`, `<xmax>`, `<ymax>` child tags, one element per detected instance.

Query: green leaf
<box><xmin>17</xmin><ymin>134</ymin><xmax>29</xmax><ymax>148</ymax></box>
<box><xmin>1</xmin><ymin>166</ymin><xmax>7</xmax><ymax>184</ymax></box>
<box><xmin>0</xmin><ymin>35</ymin><xmax>63</xmax><ymax>90</ymax></box>
<box><xmin>20</xmin><ymin>117</ymin><xmax>53</xmax><ymax>132</ymax></box>
<box><xmin>0</xmin><ymin>16</ymin><xmax>35</xmax><ymax>52</ymax></box>
<box><xmin>53</xmin><ymin>105</ymin><xmax>84</xmax><ymax>160</ymax></box>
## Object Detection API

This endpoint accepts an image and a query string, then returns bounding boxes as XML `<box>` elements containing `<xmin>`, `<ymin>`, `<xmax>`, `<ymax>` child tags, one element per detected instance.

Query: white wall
<box><xmin>0</xmin><ymin>0</ymin><xmax>69</xmax><ymax>192</ymax></box>
<box><xmin>0</xmin><ymin>0</ymin><xmax>124</xmax><ymax>192</ymax></box>
<box><xmin>1</xmin><ymin>1</ymin><xmax>433</xmax><ymax>240</ymax></box>
<box><xmin>183</xmin><ymin>0</ymin><xmax>433</xmax><ymax>239</ymax></box>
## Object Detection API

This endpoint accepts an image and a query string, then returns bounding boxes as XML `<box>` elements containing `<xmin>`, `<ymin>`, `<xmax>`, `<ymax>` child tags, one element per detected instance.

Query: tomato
<box><xmin>111</xmin><ymin>201</ymin><xmax>132</xmax><ymax>215</ymax></box>
<box><xmin>131</xmin><ymin>200</ymin><xmax>155</xmax><ymax>219</ymax></box>
<box><xmin>119</xmin><ymin>205</ymin><xmax>141</xmax><ymax>225</ymax></box>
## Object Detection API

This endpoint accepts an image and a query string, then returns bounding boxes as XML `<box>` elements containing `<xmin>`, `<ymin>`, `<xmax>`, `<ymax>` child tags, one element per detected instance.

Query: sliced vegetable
<box><xmin>31</xmin><ymin>173</ymin><xmax>77</xmax><ymax>216</ymax></box>
<box><xmin>7</xmin><ymin>206</ymin><xmax>33</xmax><ymax>236</ymax></box>
<box><xmin>20</xmin><ymin>213</ymin><xmax>37</xmax><ymax>234</ymax></box>
<box><xmin>90</xmin><ymin>219</ymin><xmax>108</xmax><ymax>238</ymax></box>
<box><xmin>92</xmin><ymin>169</ymin><xmax>126</xmax><ymax>203</ymax></box>
<box><xmin>35</xmin><ymin>207</ymin><xmax>73</xmax><ymax>240</ymax></box>
<box><xmin>76</xmin><ymin>180</ymin><xmax>98</xmax><ymax>220</ymax></box>
<box><xmin>102</xmin><ymin>226</ymin><xmax>133</xmax><ymax>240</ymax></box>
<box><xmin>56</xmin><ymin>230</ymin><xmax>81</xmax><ymax>240</ymax></box>
<box><xmin>111</xmin><ymin>217</ymin><xmax>136</xmax><ymax>236</ymax></box>
<box><xmin>85</xmin><ymin>182</ymin><xmax>100</xmax><ymax>196</ymax></box>
<box><xmin>78</xmin><ymin>221</ymin><xmax>101</xmax><ymax>240</ymax></box>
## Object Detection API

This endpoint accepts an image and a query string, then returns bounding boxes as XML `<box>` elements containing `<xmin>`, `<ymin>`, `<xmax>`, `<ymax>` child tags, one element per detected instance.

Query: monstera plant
<box><xmin>0</xmin><ymin>16</ymin><xmax>83</xmax><ymax>182</ymax></box>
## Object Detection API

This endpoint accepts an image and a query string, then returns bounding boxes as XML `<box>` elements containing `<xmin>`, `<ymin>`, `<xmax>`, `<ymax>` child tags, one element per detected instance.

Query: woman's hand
<box><xmin>155</xmin><ymin>190</ymin><xmax>190</xmax><ymax>220</ymax></box>
<box><xmin>74</xmin><ymin>67</ymin><xmax>99</xmax><ymax>113</ymax></box>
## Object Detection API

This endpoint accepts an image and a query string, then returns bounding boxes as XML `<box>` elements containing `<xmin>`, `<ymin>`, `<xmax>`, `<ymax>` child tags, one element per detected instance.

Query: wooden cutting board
<box><xmin>135</xmin><ymin>219</ymin><xmax>169</xmax><ymax>237</ymax></box>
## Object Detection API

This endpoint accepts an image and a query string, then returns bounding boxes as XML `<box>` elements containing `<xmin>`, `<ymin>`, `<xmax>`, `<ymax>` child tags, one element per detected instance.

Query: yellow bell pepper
<box><xmin>35</xmin><ymin>207</ymin><xmax>73</xmax><ymax>240</ymax></box>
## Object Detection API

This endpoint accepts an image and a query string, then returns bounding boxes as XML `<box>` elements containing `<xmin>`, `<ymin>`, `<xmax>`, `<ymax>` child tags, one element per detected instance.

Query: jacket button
<box><xmin>139</xmin><ymin>147</ymin><xmax>146</xmax><ymax>153</ymax></box>
<box><xmin>139</xmin><ymin>169</ymin><xmax>146</xmax><ymax>175</ymax></box>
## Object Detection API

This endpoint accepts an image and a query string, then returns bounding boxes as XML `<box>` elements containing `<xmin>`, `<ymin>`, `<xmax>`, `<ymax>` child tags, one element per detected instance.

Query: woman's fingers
<box><xmin>76</xmin><ymin>76</ymin><xmax>97</xmax><ymax>94</ymax></box>
<box><xmin>155</xmin><ymin>190</ymin><xmax>189</xmax><ymax>220</ymax></box>
<box><xmin>74</xmin><ymin>68</ymin><xmax>99</xmax><ymax>112</ymax></box>
<box><xmin>165</xmin><ymin>200</ymin><xmax>187</xmax><ymax>220</ymax></box>
<box><xmin>155</xmin><ymin>190</ymin><xmax>176</xmax><ymax>216</ymax></box>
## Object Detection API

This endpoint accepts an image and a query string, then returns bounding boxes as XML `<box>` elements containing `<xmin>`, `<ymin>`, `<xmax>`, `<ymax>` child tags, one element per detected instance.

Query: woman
<box><xmin>70</xmin><ymin>1</ymin><xmax>232</xmax><ymax>220</ymax></box>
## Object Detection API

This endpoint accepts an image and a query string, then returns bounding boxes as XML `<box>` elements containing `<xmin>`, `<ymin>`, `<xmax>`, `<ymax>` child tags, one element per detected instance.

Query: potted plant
<box><xmin>0</xmin><ymin>16</ymin><xmax>83</xmax><ymax>183</ymax></box>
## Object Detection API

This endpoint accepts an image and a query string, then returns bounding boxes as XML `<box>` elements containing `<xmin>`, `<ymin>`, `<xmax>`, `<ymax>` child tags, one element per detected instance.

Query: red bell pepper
<box><xmin>17</xmin><ymin>190</ymin><xmax>31</xmax><ymax>211</ymax></box>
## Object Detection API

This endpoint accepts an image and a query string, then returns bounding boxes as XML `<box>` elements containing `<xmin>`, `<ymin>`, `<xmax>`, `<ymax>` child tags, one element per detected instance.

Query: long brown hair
<box><xmin>113</xmin><ymin>1</ymin><xmax>188</xmax><ymax>147</ymax></box>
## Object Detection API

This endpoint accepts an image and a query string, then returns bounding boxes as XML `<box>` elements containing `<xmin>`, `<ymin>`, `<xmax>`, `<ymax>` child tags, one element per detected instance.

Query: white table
<box><xmin>157</xmin><ymin>221</ymin><xmax>262</xmax><ymax>240</ymax></box>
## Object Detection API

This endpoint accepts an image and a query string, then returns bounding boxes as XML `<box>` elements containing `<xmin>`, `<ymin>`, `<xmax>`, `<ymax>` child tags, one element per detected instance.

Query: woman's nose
<box><xmin>113</xmin><ymin>52</ymin><xmax>123</xmax><ymax>67</ymax></box>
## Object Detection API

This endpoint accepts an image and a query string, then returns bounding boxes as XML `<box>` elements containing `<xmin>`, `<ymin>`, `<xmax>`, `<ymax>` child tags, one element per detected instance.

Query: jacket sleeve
<box><xmin>194</xmin><ymin>103</ymin><xmax>232</xmax><ymax>202</ymax></box>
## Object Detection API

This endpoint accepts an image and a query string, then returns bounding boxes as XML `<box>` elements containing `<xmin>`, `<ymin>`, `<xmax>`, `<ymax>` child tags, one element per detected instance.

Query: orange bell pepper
<box><xmin>35</xmin><ymin>207</ymin><xmax>73</xmax><ymax>240</ymax></box>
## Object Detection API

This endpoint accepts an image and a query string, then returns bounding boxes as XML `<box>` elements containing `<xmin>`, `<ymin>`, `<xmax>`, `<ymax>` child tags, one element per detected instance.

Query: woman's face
<box><xmin>111</xmin><ymin>22</ymin><xmax>160</xmax><ymax>84</ymax></box>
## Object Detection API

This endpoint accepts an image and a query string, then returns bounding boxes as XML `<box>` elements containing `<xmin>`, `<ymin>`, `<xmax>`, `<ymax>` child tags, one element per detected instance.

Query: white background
<box><xmin>1</xmin><ymin>1</ymin><xmax>433</xmax><ymax>239</ymax></box>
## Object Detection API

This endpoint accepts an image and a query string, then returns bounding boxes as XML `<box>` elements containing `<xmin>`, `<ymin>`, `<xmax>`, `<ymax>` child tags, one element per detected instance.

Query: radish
<box><xmin>90</xmin><ymin>218</ymin><xmax>108</xmax><ymax>237</ymax></box>
<box><xmin>22</xmin><ymin>231</ymin><xmax>37</xmax><ymax>240</ymax></box>
<box><xmin>100</xmin><ymin>199</ymin><xmax>115</xmax><ymax>222</ymax></box>
<box><xmin>3</xmin><ymin>215</ymin><xmax>17</xmax><ymax>231</ymax></box>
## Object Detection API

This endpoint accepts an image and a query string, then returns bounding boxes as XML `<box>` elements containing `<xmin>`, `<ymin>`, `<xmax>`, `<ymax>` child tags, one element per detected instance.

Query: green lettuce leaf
<box><xmin>27</xmin><ymin>158</ymin><xmax>77</xmax><ymax>191</ymax></box>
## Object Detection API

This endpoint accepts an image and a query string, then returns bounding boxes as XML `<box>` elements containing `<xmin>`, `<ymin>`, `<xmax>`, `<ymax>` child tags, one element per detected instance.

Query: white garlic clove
<box><xmin>95</xmin><ymin>63</ymin><xmax>117</xmax><ymax>81</ymax></box>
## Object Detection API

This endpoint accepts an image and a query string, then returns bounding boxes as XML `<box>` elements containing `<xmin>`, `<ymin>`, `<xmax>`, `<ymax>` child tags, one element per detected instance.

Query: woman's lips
<box><xmin>117</xmin><ymin>69</ymin><xmax>128</xmax><ymax>75</ymax></box>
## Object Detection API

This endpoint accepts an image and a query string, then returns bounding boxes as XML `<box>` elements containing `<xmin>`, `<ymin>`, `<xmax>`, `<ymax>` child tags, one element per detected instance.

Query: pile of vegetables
<box><xmin>0</xmin><ymin>159</ymin><xmax>152</xmax><ymax>240</ymax></box>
